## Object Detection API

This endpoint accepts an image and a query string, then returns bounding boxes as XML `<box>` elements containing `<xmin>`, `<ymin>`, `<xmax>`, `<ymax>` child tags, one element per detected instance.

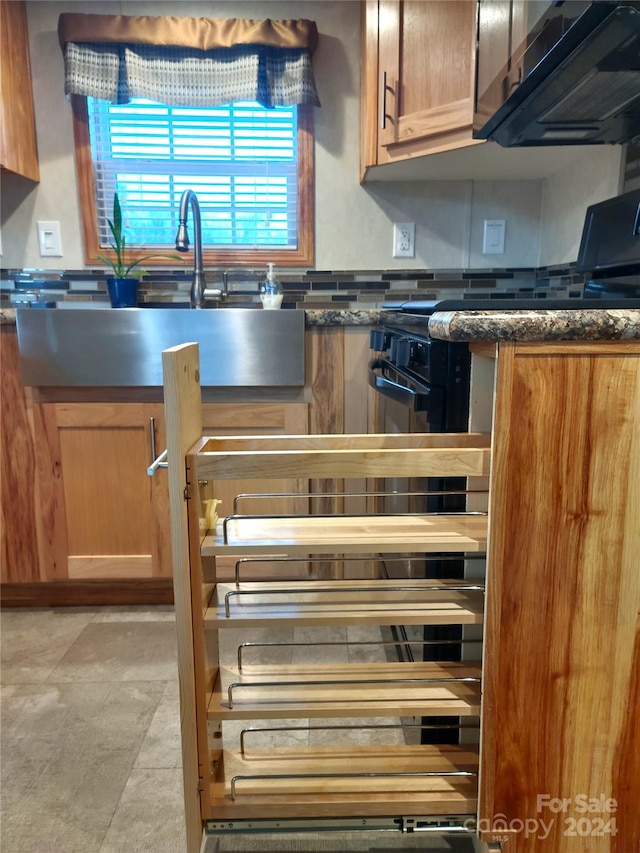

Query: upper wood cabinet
<box><xmin>0</xmin><ymin>0</ymin><xmax>39</xmax><ymax>182</ymax></box>
<box><xmin>361</xmin><ymin>0</ymin><xmax>483</xmax><ymax>180</ymax></box>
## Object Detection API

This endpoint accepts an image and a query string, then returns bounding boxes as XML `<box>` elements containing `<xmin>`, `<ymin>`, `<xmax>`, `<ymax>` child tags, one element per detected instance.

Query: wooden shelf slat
<box><xmin>204</xmin><ymin>578</ymin><xmax>484</xmax><ymax>628</ymax></box>
<box><xmin>208</xmin><ymin>661</ymin><xmax>481</xmax><ymax>720</ymax></box>
<box><xmin>201</xmin><ymin>513</ymin><xmax>488</xmax><ymax>555</ymax></box>
<box><xmin>195</xmin><ymin>445</ymin><xmax>490</xmax><ymax>480</ymax></box>
<box><xmin>208</xmin><ymin>744</ymin><xmax>478</xmax><ymax>818</ymax></box>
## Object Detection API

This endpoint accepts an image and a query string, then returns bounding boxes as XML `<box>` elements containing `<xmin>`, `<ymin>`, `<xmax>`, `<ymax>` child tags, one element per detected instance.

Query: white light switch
<box><xmin>483</xmin><ymin>219</ymin><xmax>506</xmax><ymax>254</ymax></box>
<box><xmin>37</xmin><ymin>221</ymin><xmax>63</xmax><ymax>257</ymax></box>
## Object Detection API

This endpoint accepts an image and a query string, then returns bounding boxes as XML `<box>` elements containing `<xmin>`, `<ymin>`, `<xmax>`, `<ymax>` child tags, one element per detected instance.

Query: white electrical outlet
<box><xmin>393</xmin><ymin>222</ymin><xmax>415</xmax><ymax>258</ymax></box>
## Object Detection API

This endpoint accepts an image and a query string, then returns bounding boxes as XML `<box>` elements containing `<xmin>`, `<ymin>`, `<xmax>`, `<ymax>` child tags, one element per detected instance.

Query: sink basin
<box><xmin>16</xmin><ymin>308</ymin><xmax>305</xmax><ymax>387</ymax></box>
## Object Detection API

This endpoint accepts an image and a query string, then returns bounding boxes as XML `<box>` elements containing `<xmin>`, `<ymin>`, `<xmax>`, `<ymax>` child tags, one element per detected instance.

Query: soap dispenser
<box><xmin>260</xmin><ymin>263</ymin><xmax>283</xmax><ymax>309</ymax></box>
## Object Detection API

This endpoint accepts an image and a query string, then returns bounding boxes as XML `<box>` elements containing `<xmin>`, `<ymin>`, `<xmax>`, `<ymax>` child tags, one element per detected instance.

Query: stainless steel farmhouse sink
<box><xmin>16</xmin><ymin>308</ymin><xmax>305</xmax><ymax>387</ymax></box>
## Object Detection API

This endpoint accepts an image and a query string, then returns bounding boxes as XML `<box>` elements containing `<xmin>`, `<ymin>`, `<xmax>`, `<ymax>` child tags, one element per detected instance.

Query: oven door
<box><xmin>368</xmin><ymin>356</ymin><xmax>471</xmax><ymax>745</ymax></box>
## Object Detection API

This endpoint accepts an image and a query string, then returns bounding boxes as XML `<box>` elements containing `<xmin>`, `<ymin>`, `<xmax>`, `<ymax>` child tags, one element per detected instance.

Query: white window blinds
<box><xmin>88</xmin><ymin>97</ymin><xmax>299</xmax><ymax>250</ymax></box>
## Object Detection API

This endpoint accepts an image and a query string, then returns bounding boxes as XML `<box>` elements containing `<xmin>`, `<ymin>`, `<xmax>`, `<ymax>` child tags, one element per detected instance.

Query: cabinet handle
<box><xmin>380</xmin><ymin>71</ymin><xmax>388</xmax><ymax>130</ymax></box>
<box><xmin>147</xmin><ymin>416</ymin><xmax>168</xmax><ymax>476</ymax></box>
<box><xmin>149</xmin><ymin>417</ymin><xmax>157</xmax><ymax>466</ymax></box>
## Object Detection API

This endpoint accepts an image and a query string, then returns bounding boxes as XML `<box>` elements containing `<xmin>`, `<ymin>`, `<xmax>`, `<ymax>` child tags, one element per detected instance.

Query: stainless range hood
<box><xmin>474</xmin><ymin>1</ymin><xmax>640</xmax><ymax>147</ymax></box>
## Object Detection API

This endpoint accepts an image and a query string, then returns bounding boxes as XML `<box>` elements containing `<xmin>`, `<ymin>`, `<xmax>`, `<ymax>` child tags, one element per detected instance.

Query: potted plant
<box><xmin>98</xmin><ymin>192</ymin><xmax>181</xmax><ymax>307</ymax></box>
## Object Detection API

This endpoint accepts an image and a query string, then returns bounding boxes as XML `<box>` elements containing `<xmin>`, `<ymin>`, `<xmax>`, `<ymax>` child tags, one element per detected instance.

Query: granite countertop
<box><xmin>428</xmin><ymin>308</ymin><xmax>640</xmax><ymax>342</ymax></box>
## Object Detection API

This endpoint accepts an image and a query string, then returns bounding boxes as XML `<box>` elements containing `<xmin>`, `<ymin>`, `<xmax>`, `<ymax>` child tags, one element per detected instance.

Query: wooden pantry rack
<box><xmin>162</xmin><ymin>342</ymin><xmax>491</xmax><ymax>852</ymax></box>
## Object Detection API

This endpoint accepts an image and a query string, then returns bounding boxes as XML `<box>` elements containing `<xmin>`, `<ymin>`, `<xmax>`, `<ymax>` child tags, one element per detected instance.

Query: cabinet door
<box><xmin>34</xmin><ymin>402</ymin><xmax>159</xmax><ymax>580</ymax></box>
<box><xmin>363</xmin><ymin>0</ymin><xmax>482</xmax><ymax>171</ymax></box>
<box><xmin>0</xmin><ymin>0</ymin><xmax>39</xmax><ymax>181</ymax></box>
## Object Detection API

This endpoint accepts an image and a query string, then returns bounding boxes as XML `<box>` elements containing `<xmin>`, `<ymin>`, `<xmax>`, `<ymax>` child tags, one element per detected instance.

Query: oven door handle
<box><xmin>368</xmin><ymin>358</ymin><xmax>440</xmax><ymax>412</ymax></box>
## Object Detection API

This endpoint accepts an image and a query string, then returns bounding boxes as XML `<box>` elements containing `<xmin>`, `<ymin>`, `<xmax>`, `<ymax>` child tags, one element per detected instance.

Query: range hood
<box><xmin>474</xmin><ymin>2</ymin><xmax>640</xmax><ymax>147</ymax></box>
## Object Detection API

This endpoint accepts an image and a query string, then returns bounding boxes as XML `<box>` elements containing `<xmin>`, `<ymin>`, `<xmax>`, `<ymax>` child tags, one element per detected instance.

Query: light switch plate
<box><xmin>37</xmin><ymin>221</ymin><xmax>63</xmax><ymax>257</ymax></box>
<box><xmin>483</xmin><ymin>219</ymin><xmax>506</xmax><ymax>254</ymax></box>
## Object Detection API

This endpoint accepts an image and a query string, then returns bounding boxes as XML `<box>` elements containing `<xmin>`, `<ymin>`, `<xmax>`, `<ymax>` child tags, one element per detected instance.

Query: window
<box><xmin>72</xmin><ymin>95</ymin><xmax>314</xmax><ymax>266</ymax></box>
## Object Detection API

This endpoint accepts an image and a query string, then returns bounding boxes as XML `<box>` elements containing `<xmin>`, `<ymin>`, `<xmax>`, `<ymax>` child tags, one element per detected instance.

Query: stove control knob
<box><xmin>395</xmin><ymin>337</ymin><xmax>413</xmax><ymax>368</ymax></box>
<box><xmin>369</xmin><ymin>329</ymin><xmax>390</xmax><ymax>351</ymax></box>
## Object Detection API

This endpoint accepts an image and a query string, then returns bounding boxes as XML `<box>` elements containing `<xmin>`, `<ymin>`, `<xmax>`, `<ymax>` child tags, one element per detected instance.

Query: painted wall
<box><xmin>538</xmin><ymin>146</ymin><xmax>623</xmax><ymax>267</ymax></box>
<box><xmin>0</xmin><ymin>0</ymin><xmax>623</xmax><ymax>272</ymax></box>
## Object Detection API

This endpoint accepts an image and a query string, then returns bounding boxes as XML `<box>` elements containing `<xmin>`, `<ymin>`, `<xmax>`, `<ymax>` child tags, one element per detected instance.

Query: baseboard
<box><xmin>0</xmin><ymin>579</ymin><xmax>174</xmax><ymax>607</ymax></box>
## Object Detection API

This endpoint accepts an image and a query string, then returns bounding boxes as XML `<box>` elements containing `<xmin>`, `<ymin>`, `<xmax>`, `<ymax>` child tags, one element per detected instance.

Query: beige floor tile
<box><xmin>307</xmin><ymin>716</ymin><xmax>406</xmax><ymax>746</ymax></box>
<box><xmin>221</xmin><ymin>717</ymin><xmax>310</xmax><ymax>752</ymax></box>
<box><xmin>1</xmin><ymin>682</ymin><xmax>164</xmax><ymax>812</ymax></box>
<box><xmin>98</xmin><ymin>769</ymin><xmax>187</xmax><ymax>853</ymax></box>
<box><xmin>218</xmin><ymin>626</ymin><xmax>295</xmax><ymax>667</ymax></box>
<box><xmin>91</xmin><ymin>605</ymin><xmax>176</xmax><ymax>623</ymax></box>
<box><xmin>0</xmin><ymin>608</ymin><xmax>97</xmax><ymax>684</ymax></box>
<box><xmin>135</xmin><ymin>680</ymin><xmax>183</xmax><ymax>769</ymax></box>
<box><xmin>49</xmin><ymin>621</ymin><xmax>178</xmax><ymax>683</ymax></box>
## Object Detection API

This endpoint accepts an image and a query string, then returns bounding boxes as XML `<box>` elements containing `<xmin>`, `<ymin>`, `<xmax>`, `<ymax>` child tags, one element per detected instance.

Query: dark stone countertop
<box><xmin>427</xmin><ymin>308</ymin><xmax>640</xmax><ymax>342</ymax></box>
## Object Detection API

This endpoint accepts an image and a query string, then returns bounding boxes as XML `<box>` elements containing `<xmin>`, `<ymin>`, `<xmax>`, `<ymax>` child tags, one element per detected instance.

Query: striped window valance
<box><xmin>57</xmin><ymin>13</ymin><xmax>320</xmax><ymax>108</ymax></box>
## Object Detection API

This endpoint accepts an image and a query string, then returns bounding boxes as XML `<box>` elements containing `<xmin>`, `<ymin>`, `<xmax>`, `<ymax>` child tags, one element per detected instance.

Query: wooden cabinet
<box><xmin>361</xmin><ymin>0</ymin><xmax>482</xmax><ymax>179</ymax></box>
<box><xmin>0</xmin><ymin>0</ymin><xmax>39</xmax><ymax>181</ymax></box>
<box><xmin>478</xmin><ymin>341</ymin><xmax>640</xmax><ymax>851</ymax></box>
<box><xmin>2</xmin><ymin>324</ymin><xmax>374</xmax><ymax>603</ymax></box>
<box><xmin>29</xmin><ymin>400</ymin><xmax>311</xmax><ymax>584</ymax></box>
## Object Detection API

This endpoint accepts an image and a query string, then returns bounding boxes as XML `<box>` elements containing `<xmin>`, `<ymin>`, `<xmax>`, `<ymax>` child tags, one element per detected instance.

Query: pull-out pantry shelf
<box><xmin>161</xmin><ymin>343</ymin><xmax>491</xmax><ymax>846</ymax></box>
<box><xmin>204</xmin><ymin>579</ymin><xmax>485</xmax><ymax>628</ymax></box>
<box><xmin>201</xmin><ymin>513</ymin><xmax>488</xmax><ymax>555</ymax></box>
<box><xmin>207</xmin><ymin>661</ymin><xmax>481</xmax><ymax>720</ymax></box>
<box><xmin>206</xmin><ymin>743</ymin><xmax>479</xmax><ymax>819</ymax></box>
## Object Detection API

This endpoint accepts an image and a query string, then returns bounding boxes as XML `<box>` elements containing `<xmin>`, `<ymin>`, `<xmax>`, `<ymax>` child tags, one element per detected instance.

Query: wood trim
<box><xmin>71</xmin><ymin>97</ymin><xmax>314</xmax><ymax>268</ymax></box>
<box><xmin>469</xmin><ymin>341</ymin><xmax>498</xmax><ymax>360</ymax></box>
<box><xmin>393</xmin><ymin>98</ymin><xmax>473</xmax><ymax>146</ymax></box>
<box><xmin>0</xmin><ymin>329</ymin><xmax>40</xmax><ymax>583</ymax></box>
<box><xmin>360</xmin><ymin>0</ymin><xmax>381</xmax><ymax>177</ymax></box>
<box><xmin>71</xmin><ymin>95</ymin><xmax>100</xmax><ymax>266</ymax></box>
<box><xmin>32</xmin><ymin>402</ymin><xmax>70</xmax><ymax>581</ymax></box>
<box><xmin>67</xmin><ymin>555</ymin><xmax>153</xmax><ymax>579</ymax></box>
<box><xmin>0</xmin><ymin>579</ymin><xmax>174</xmax><ymax>607</ymax></box>
<box><xmin>0</xmin><ymin>0</ymin><xmax>39</xmax><ymax>181</ymax></box>
<box><xmin>54</xmin><ymin>401</ymin><xmax>145</xmax><ymax>428</ymax></box>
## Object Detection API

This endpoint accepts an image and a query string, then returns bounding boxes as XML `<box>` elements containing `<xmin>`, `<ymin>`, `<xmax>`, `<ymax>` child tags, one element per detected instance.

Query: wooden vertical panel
<box><xmin>0</xmin><ymin>0</ymin><xmax>39</xmax><ymax>181</ymax></box>
<box><xmin>0</xmin><ymin>329</ymin><xmax>40</xmax><ymax>582</ymax></box>
<box><xmin>360</xmin><ymin>0</ymin><xmax>381</xmax><ymax>177</ymax></box>
<box><xmin>163</xmin><ymin>343</ymin><xmax>205</xmax><ymax>852</ymax></box>
<box><xmin>480</xmin><ymin>341</ymin><xmax>640</xmax><ymax>852</ymax></box>
<box><xmin>344</xmin><ymin>328</ymin><xmax>375</xmax><ymax>578</ymax></box>
<box><xmin>31</xmin><ymin>402</ymin><xmax>69</xmax><ymax>581</ymax></box>
<box><xmin>309</xmin><ymin>327</ymin><xmax>345</xmax><ymax>577</ymax></box>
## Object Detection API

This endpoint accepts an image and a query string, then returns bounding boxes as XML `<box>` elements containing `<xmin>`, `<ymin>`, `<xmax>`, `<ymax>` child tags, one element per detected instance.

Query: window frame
<box><xmin>71</xmin><ymin>95</ymin><xmax>314</xmax><ymax>268</ymax></box>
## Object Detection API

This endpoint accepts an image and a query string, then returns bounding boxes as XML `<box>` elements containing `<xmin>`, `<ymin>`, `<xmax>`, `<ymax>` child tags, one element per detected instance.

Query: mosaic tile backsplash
<box><xmin>0</xmin><ymin>265</ymin><xmax>587</xmax><ymax>310</ymax></box>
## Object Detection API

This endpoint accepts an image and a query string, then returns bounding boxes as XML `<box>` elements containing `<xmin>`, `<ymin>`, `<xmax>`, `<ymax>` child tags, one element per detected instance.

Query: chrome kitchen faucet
<box><xmin>175</xmin><ymin>189</ymin><xmax>225</xmax><ymax>308</ymax></box>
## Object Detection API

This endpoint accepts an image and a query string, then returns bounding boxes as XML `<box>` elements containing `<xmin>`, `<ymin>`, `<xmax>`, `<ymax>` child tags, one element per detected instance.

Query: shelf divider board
<box><xmin>204</xmin><ymin>579</ymin><xmax>484</xmax><ymax>628</ymax></box>
<box><xmin>201</xmin><ymin>514</ymin><xmax>488</xmax><ymax>556</ymax></box>
<box><xmin>207</xmin><ymin>661</ymin><xmax>482</xmax><ymax>720</ymax></box>
<box><xmin>208</xmin><ymin>744</ymin><xmax>479</xmax><ymax>819</ymax></box>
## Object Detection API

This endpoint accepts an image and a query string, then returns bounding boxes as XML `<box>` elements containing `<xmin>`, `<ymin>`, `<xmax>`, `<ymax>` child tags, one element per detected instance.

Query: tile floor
<box><xmin>1</xmin><ymin>606</ymin><xmax>476</xmax><ymax>853</ymax></box>
<box><xmin>1</xmin><ymin>606</ymin><xmax>186</xmax><ymax>853</ymax></box>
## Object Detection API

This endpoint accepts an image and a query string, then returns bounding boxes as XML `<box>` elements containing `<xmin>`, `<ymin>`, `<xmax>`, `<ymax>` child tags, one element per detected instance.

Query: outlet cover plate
<box><xmin>393</xmin><ymin>222</ymin><xmax>415</xmax><ymax>258</ymax></box>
